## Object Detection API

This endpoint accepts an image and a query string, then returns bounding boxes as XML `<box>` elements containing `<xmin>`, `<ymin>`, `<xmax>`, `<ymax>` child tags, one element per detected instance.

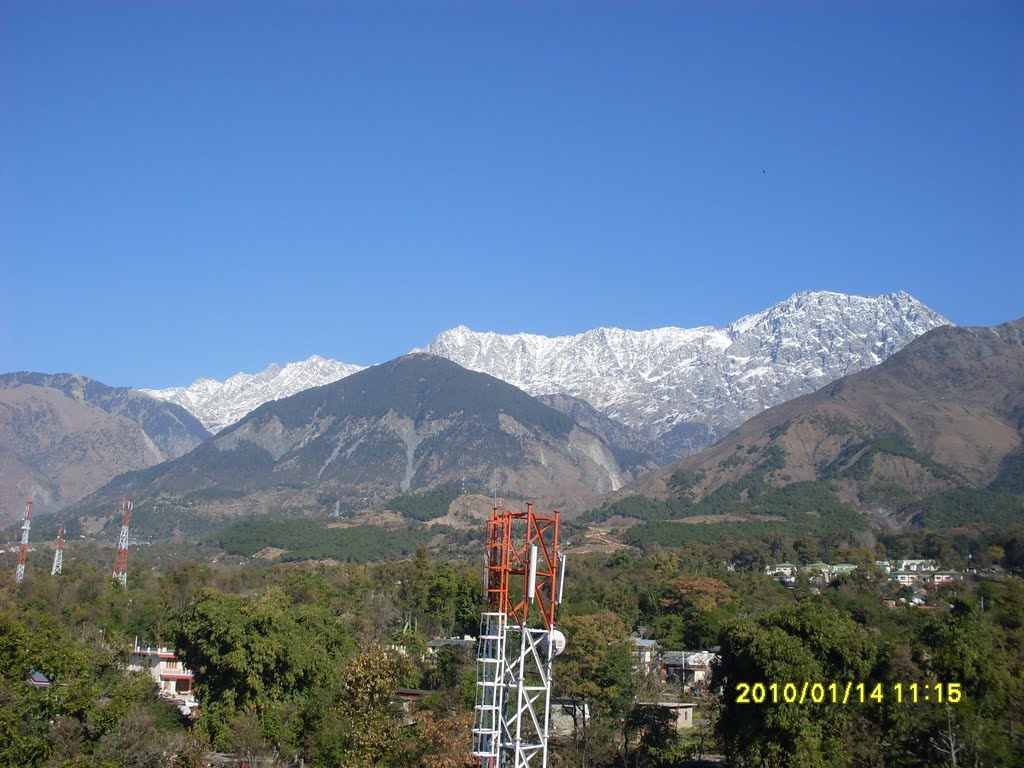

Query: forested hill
<box><xmin>68</xmin><ymin>354</ymin><xmax>636</xmax><ymax>537</ymax></box>
<box><xmin>586</xmin><ymin>318</ymin><xmax>1024</xmax><ymax>545</ymax></box>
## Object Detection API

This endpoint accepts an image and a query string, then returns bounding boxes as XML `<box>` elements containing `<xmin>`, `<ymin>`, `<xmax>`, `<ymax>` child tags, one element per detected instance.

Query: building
<box><xmin>631</xmin><ymin>637</ymin><xmax>659</xmax><ymax>673</ymax></box>
<box><xmin>764</xmin><ymin>563</ymin><xmax>798</xmax><ymax>578</ymax></box>
<box><xmin>27</xmin><ymin>671</ymin><xmax>52</xmax><ymax>689</ymax></box>
<box><xmin>926</xmin><ymin>572</ymin><xmax>964</xmax><ymax>587</ymax></box>
<box><xmin>425</xmin><ymin>635</ymin><xmax>475</xmax><ymax>656</ymax></box>
<box><xmin>661</xmin><ymin>650</ymin><xmax>718</xmax><ymax>691</ymax></box>
<box><xmin>890</xmin><ymin>571</ymin><xmax>923</xmax><ymax>586</ymax></box>
<box><xmin>802</xmin><ymin>562</ymin><xmax>858</xmax><ymax>584</ymax></box>
<box><xmin>549</xmin><ymin>698</ymin><xmax>591</xmax><ymax>737</ymax></box>
<box><xmin>127</xmin><ymin>639</ymin><xmax>198</xmax><ymax>716</ymax></box>
<box><xmin>897</xmin><ymin>559</ymin><xmax>938</xmax><ymax>572</ymax></box>
<box><xmin>634</xmin><ymin>701</ymin><xmax>698</xmax><ymax>730</ymax></box>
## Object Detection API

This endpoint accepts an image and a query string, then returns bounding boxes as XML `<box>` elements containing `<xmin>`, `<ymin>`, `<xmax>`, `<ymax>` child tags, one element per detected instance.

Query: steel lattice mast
<box><xmin>51</xmin><ymin>523</ymin><xmax>66</xmax><ymax>576</ymax></box>
<box><xmin>15</xmin><ymin>499</ymin><xmax>33</xmax><ymax>587</ymax></box>
<box><xmin>111</xmin><ymin>500</ymin><xmax>132</xmax><ymax>587</ymax></box>
<box><xmin>473</xmin><ymin>503</ymin><xmax>567</xmax><ymax>768</ymax></box>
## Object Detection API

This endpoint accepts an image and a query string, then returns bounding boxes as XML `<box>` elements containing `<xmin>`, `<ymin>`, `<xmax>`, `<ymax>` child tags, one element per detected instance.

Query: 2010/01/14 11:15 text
<box><xmin>734</xmin><ymin>681</ymin><xmax>962</xmax><ymax>705</ymax></box>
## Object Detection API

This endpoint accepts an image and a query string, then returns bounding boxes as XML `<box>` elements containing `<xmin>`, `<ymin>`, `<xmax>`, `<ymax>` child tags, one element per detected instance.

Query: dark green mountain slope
<box><xmin>70</xmin><ymin>354</ymin><xmax>631</xmax><ymax>536</ymax></box>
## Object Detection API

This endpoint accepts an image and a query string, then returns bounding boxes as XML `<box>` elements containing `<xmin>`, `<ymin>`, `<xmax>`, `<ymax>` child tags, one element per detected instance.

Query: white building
<box><xmin>127</xmin><ymin>639</ymin><xmax>198</xmax><ymax>716</ymax></box>
<box><xmin>897</xmin><ymin>559</ymin><xmax>938</xmax><ymax>572</ymax></box>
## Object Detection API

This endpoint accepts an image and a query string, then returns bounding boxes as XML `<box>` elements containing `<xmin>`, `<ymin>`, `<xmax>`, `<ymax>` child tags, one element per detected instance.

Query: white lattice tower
<box><xmin>111</xmin><ymin>500</ymin><xmax>132</xmax><ymax>587</ymax></box>
<box><xmin>15</xmin><ymin>499</ymin><xmax>33</xmax><ymax>586</ymax></box>
<box><xmin>51</xmin><ymin>523</ymin><xmax>66</xmax><ymax>576</ymax></box>
<box><xmin>472</xmin><ymin>503</ymin><xmax>566</xmax><ymax>768</ymax></box>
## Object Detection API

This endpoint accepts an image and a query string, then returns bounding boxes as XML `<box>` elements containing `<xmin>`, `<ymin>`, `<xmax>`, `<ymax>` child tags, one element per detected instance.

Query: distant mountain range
<box><xmin>71</xmin><ymin>355</ymin><xmax>643</xmax><ymax>536</ymax></box>
<box><xmin>0</xmin><ymin>373</ymin><xmax>209</xmax><ymax>524</ymax></box>
<box><xmin>2</xmin><ymin>289</ymin><xmax>957</xmax><ymax>535</ymax></box>
<box><xmin>144</xmin><ymin>290</ymin><xmax>949</xmax><ymax>456</ymax></box>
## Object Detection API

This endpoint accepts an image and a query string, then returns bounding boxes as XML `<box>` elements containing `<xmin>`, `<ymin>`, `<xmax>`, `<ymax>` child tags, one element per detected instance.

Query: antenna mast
<box><xmin>473</xmin><ymin>502</ymin><xmax>566</xmax><ymax>768</ymax></box>
<box><xmin>111</xmin><ymin>500</ymin><xmax>132</xmax><ymax>587</ymax></box>
<box><xmin>15</xmin><ymin>499</ymin><xmax>33</xmax><ymax>587</ymax></box>
<box><xmin>51</xmin><ymin>523</ymin><xmax>66</xmax><ymax>575</ymax></box>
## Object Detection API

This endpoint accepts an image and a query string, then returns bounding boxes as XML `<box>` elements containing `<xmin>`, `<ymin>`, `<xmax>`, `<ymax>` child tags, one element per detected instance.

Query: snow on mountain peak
<box><xmin>141</xmin><ymin>290</ymin><xmax>949</xmax><ymax>454</ymax></box>
<box><xmin>143</xmin><ymin>356</ymin><xmax>364</xmax><ymax>434</ymax></box>
<box><xmin>423</xmin><ymin>290</ymin><xmax>950</xmax><ymax>453</ymax></box>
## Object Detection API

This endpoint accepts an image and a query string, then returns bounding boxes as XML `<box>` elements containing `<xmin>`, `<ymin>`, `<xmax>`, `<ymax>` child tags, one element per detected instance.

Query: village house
<box><xmin>925</xmin><ymin>571</ymin><xmax>964</xmax><ymax>587</ymax></box>
<box><xmin>631</xmin><ymin>637</ymin><xmax>659</xmax><ymax>674</ymax></box>
<box><xmin>634</xmin><ymin>701</ymin><xmax>698</xmax><ymax>730</ymax></box>
<box><xmin>897</xmin><ymin>559</ymin><xmax>939</xmax><ymax>572</ymax></box>
<box><xmin>890</xmin><ymin>570</ymin><xmax>923</xmax><ymax>586</ymax></box>
<box><xmin>764</xmin><ymin>562</ymin><xmax>861</xmax><ymax>585</ymax></box>
<box><xmin>661</xmin><ymin>650</ymin><xmax>718</xmax><ymax>691</ymax></box>
<box><xmin>549</xmin><ymin>698</ymin><xmax>591</xmax><ymax>737</ymax></box>
<box><xmin>127</xmin><ymin>639</ymin><xmax>198</xmax><ymax>716</ymax></box>
<box><xmin>425</xmin><ymin>635</ymin><xmax>475</xmax><ymax>656</ymax></box>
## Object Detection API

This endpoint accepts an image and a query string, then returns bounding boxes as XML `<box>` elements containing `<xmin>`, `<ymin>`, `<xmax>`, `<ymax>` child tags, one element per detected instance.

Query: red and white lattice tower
<box><xmin>111</xmin><ymin>500</ymin><xmax>132</xmax><ymax>587</ymax></box>
<box><xmin>51</xmin><ymin>523</ymin><xmax>66</xmax><ymax>576</ymax></box>
<box><xmin>473</xmin><ymin>503</ymin><xmax>567</xmax><ymax>768</ymax></box>
<box><xmin>15</xmin><ymin>499</ymin><xmax>33</xmax><ymax>586</ymax></box>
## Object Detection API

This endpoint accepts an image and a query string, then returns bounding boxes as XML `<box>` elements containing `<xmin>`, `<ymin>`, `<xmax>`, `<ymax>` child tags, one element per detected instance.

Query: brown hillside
<box><xmin>617</xmin><ymin>319</ymin><xmax>1024</xmax><ymax>514</ymax></box>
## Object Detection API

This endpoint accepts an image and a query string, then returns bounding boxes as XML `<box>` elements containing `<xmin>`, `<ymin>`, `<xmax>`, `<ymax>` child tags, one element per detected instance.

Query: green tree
<box><xmin>714</xmin><ymin>598</ymin><xmax>876</xmax><ymax>768</ymax></box>
<box><xmin>175</xmin><ymin>585</ymin><xmax>353</xmax><ymax>753</ymax></box>
<box><xmin>916</xmin><ymin>596</ymin><xmax>1019</xmax><ymax>766</ymax></box>
<box><xmin>554</xmin><ymin>611</ymin><xmax>636</xmax><ymax>767</ymax></box>
<box><xmin>310</xmin><ymin>648</ymin><xmax>406</xmax><ymax>767</ymax></box>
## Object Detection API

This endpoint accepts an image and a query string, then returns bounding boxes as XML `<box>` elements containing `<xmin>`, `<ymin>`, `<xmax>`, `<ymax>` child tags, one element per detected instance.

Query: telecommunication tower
<box><xmin>473</xmin><ymin>503</ymin><xmax>567</xmax><ymax>768</ymax></box>
<box><xmin>51</xmin><ymin>523</ymin><xmax>66</xmax><ymax>576</ymax></box>
<box><xmin>15</xmin><ymin>499</ymin><xmax>33</xmax><ymax>586</ymax></box>
<box><xmin>111</xmin><ymin>500</ymin><xmax>132</xmax><ymax>587</ymax></box>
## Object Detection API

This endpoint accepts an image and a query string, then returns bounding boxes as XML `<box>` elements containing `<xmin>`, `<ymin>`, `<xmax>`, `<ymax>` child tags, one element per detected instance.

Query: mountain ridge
<box><xmin>140</xmin><ymin>290</ymin><xmax>949</xmax><ymax>456</ymax></box>
<box><xmin>424</xmin><ymin>290</ymin><xmax>949</xmax><ymax>454</ymax></box>
<box><xmin>593</xmin><ymin>317</ymin><xmax>1024</xmax><ymax>541</ymax></box>
<box><xmin>0</xmin><ymin>372</ymin><xmax>210</xmax><ymax>523</ymax></box>
<box><xmin>142</xmin><ymin>355</ymin><xmax>364</xmax><ymax>434</ymax></box>
<box><xmin>70</xmin><ymin>354</ymin><xmax>636</xmax><ymax>536</ymax></box>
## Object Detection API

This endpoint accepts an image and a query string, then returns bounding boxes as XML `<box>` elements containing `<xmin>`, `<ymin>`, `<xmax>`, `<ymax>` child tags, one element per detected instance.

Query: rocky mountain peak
<box><xmin>424</xmin><ymin>291</ymin><xmax>950</xmax><ymax>456</ymax></box>
<box><xmin>142</xmin><ymin>356</ymin><xmax>365</xmax><ymax>434</ymax></box>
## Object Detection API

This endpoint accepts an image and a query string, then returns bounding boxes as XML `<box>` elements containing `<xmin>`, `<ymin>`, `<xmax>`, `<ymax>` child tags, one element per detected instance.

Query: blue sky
<box><xmin>2</xmin><ymin>0</ymin><xmax>1021</xmax><ymax>389</ymax></box>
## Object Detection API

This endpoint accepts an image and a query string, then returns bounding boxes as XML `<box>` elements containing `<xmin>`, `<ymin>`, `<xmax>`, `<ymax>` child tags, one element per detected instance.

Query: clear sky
<box><xmin>1</xmin><ymin>0</ymin><xmax>1021</xmax><ymax>389</ymax></box>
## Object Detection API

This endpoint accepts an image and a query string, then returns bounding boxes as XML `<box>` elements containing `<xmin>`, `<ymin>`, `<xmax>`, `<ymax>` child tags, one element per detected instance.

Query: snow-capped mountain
<box><xmin>142</xmin><ymin>291</ymin><xmax>949</xmax><ymax>455</ymax></box>
<box><xmin>422</xmin><ymin>291</ymin><xmax>950</xmax><ymax>455</ymax></box>
<box><xmin>143</xmin><ymin>355</ymin><xmax>364</xmax><ymax>434</ymax></box>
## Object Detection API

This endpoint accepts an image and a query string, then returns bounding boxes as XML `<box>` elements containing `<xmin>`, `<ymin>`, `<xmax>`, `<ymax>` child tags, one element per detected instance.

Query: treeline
<box><xmin>578</xmin><ymin>480</ymin><xmax>869</xmax><ymax>554</ymax></box>
<box><xmin>213</xmin><ymin>518</ymin><xmax>433</xmax><ymax>561</ymax></box>
<box><xmin>3</xmin><ymin>534</ymin><xmax>1024</xmax><ymax>766</ymax></box>
<box><xmin>385</xmin><ymin>485</ymin><xmax>463</xmax><ymax>521</ymax></box>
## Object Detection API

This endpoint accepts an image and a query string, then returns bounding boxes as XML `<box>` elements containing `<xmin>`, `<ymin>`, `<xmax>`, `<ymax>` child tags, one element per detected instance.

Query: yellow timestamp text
<box><xmin>734</xmin><ymin>682</ymin><xmax>963</xmax><ymax>705</ymax></box>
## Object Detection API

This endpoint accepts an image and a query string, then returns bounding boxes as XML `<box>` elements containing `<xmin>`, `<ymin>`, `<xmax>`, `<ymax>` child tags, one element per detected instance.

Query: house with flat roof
<box><xmin>634</xmin><ymin>701</ymin><xmax>698</xmax><ymax>730</ymax></box>
<box><xmin>127</xmin><ymin>639</ymin><xmax>198</xmax><ymax>716</ymax></box>
<box><xmin>897</xmin><ymin>559</ymin><xmax>938</xmax><ymax>572</ymax></box>
<box><xmin>631</xmin><ymin>637</ymin><xmax>659</xmax><ymax>673</ymax></box>
<box><xmin>661</xmin><ymin>650</ymin><xmax>718</xmax><ymax>691</ymax></box>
